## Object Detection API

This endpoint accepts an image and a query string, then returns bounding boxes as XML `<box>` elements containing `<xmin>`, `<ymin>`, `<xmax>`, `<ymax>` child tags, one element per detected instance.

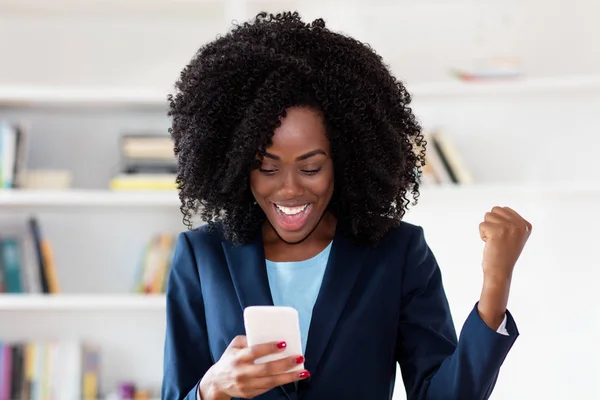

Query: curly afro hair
<box><xmin>168</xmin><ymin>11</ymin><xmax>425</xmax><ymax>245</ymax></box>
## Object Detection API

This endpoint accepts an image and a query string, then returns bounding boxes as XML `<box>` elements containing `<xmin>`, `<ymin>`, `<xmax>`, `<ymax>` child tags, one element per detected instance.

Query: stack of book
<box><xmin>0</xmin><ymin>340</ymin><xmax>100</xmax><ymax>400</ymax></box>
<box><xmin>133</xmin><ymin>232</ymin><xmax>176</xmax><ymax>294</ymax></box>
<box><xmin>419</xmin><ymin>129</ymin><xmax>474</xmax><ymax>186</ymax></box>
<box><xmin>0</xmin><ymin>121</ymin><xmax>29</xmax><ymax>190</ymax></box>
<box><xmin>0</xmin><ymin>217</ymin><xmax>59</xmax><ymax>295</ymax></box>
<box><xmin>109</xmin><ymin>133</ymin><xmax>177</xmax><ymax>191</ymax></box>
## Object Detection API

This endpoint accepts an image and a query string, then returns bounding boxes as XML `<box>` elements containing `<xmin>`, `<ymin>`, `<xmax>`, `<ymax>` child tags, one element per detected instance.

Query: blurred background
<box><xmin>0</xmin><ymin>0</ymin><xmax>598</xmax><ymax>399</ymax></box>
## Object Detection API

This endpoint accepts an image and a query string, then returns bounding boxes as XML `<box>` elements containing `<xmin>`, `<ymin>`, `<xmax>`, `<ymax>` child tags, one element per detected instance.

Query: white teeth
<box><xmin>275</xmin><ymin>204</ymin><xmax>308</xmax><ymax>215</ymax></box>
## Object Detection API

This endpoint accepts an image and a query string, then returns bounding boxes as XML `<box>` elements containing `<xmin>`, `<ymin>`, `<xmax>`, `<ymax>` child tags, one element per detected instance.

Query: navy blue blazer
<box><xmin>162</xmin><ymin>221</ymin><xmax>519</xmax><ymax>400</ymax></box>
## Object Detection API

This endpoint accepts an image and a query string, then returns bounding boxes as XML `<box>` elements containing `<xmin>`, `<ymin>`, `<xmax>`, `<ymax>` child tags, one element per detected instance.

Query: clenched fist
<box><xmin>477</xmin><ymin>206</ymin><xmax>531</xmax><ymax>330</ymax></box>
<box><xmin>479</xmin><ymin>206</ymin><xmax>532</xmax><ymax>281</ymax></box>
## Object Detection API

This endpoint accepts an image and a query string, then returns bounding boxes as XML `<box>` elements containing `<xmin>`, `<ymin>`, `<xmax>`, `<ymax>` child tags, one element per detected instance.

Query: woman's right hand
<box><xmin>199</xmin><ymin>335</ymin><xmax>310</xmax><ymax>400</ymax></box>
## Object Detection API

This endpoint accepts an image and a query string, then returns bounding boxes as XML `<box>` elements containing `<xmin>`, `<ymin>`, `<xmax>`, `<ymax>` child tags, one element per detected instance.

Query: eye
<box><xmin>301</xmin><ymin>167</ymin><xmax>322</xmax><ymax>176</ymax></box>
<box><xmin>259</xmin><ymin>168</ymin><xmax>277</xmax><ymax>176</ymax></box>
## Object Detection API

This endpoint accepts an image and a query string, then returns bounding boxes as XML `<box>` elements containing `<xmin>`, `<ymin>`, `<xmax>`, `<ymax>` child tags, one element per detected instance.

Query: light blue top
<box><xmin>265</xmin><ymin>242</ymin><xmax>332</xmax><ymax>353</ymax></box>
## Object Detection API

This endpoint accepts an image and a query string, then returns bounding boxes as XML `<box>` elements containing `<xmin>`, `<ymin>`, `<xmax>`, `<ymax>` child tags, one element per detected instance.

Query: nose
<box><xmin>278</xmin><ymin>170</ymin><xmax>304</xmax><ymax>199</ymax></box>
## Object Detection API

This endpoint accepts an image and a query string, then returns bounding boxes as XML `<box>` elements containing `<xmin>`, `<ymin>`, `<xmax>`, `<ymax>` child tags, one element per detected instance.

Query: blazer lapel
<box><xmin>303</xmin><ymin>228</ymin><xmax>369</xmax><ymax>376</ymax></box>
<box><xmin>222</xmin><ymin>235</ymin><xmax>297</xmax><ymax>399</ymax></box>
<box><xmin>221</xmin><ymin>227</ymin><xmax>368</xmax><ymax>396</ymax></box>
<box><xmin>221</xmin><ymin>235</ymin><xmax>274</xmax><ymax>310</ymax></box>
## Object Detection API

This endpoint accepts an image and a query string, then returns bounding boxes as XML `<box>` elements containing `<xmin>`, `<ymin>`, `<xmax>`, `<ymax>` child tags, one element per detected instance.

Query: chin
<box><xmin>273</xmin><ymin>224</ymin><xmax>315</xmax><ymax>245</ymax></box>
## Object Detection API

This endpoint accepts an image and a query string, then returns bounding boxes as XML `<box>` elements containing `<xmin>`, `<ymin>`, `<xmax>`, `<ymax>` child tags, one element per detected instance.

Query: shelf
<box><xmin>0</xmin><ymin>0</ymin><xmax>222</xmax><ymax>16</ymax></box>
<box><xmin>1</xmin><ymin>185</ymin><xmax>599</xmax><ymax>208</ymax></box>
<box><xmin>0</xmin><ymin>85</ymin><xmax>171</xmax><ymax>108</ymax></box>
<box><xmin>0</xmin><ymin>189</ymin><xmax>180</xmax><ymax>207</ymax></box>
<box><xmin>415</xmin><ymin>183</ymin><xmax>600</xmax><ymax>202</ymax></box>
<box><xmin>0</xmin><ymin>294</ymin><xmax>166</xmax><ymax>311</ymax></box>
<box><xmin>1</xmin><ymin>75</ymin><xmax>600</xmax><ymax>108</ymax></box>
<box><xmin>408</xmin><ymin>75</ymin><xmax>600</xmax><ymax>98</ymax></box>
<box><xmin>420</xmin><ymin>182</ymin><xmax>600</xmax><ymax>195</ymax></box>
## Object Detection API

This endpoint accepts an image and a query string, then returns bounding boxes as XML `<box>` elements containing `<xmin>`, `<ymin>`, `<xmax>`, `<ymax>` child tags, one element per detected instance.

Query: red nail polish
<box><xmin>277</xmin><ymin>341</ymin><xmax>287</xmax><ymax>349</ymax></box>
<box><xmin>299</xmin><ymin>371</ymin><xmax>310</xmax><ymax>379</ymax></box>
<box><xmin>295</xmin><ymin>356</ymin><xmax>304</xmax><ymax>364</ymax></box>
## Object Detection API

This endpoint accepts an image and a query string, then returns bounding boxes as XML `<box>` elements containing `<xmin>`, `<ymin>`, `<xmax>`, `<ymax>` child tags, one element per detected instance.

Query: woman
<box><xmin>162</xmin><ymin>11</ymin><xmax>531</xmax><ymax>400</ymax></box>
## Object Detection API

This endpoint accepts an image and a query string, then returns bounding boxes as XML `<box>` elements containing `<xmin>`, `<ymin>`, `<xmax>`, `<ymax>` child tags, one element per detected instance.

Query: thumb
<box><xmin>229</xmin><ymin>335</ymin><xmax>248</xmax><ymax>349</ymax></box>
<box><xmin>479</xmin><ymin>222</ymin><xmax>489</xmax><ymax>242</ymax></box>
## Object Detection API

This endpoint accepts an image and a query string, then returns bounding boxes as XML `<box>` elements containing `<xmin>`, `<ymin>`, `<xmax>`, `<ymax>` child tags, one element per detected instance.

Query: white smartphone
<box><xmin>243</xmin><ymin>305</ymin><xmax>304</xmax><ymax>372</ymax></box>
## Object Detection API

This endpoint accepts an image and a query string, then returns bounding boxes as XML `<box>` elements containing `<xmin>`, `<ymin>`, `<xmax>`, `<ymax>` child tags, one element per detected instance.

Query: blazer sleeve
<box><xmin>396</xmin><ymin>226</ymin><xmax>519</xmax><ymax>400</ymax></box>
<box><xmin>162</xmin><ymin>232</ymin><xmax>214</xmax><ymax>400</ymax></box>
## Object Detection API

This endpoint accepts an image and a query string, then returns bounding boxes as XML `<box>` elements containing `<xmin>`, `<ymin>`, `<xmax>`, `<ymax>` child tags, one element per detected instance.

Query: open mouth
<box><xmin>271</xmin><ymin>203</ymin><xmax>312</xmax><ymax>231</ymax></box>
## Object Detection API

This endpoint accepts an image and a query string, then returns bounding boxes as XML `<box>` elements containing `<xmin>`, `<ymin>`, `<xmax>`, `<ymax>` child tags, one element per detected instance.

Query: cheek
<box><xmin>250</xmin><ymin>171</ymin><xmax>280</xmax><ymax>200</ymax></box>
<box><xmin>310</xmin><ymin>170</ymin><xmax>334</xmax><ymax>199</ymax></box>
<box><xmin>249</xmin><ymin>172</ymin><xmax>267</xmax><ymax>197</ymax></box>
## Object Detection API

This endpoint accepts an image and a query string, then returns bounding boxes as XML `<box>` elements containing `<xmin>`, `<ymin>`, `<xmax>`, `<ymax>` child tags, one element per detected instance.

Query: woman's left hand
<box><xmin>477</xmin><ymin>206</ymin><xmax>532</xmax><ymax>330</ymax></box>
<box><xmin>479</xmin><ymin>206</ymin><xmax>532</xmax><ymax>282</ymax></box>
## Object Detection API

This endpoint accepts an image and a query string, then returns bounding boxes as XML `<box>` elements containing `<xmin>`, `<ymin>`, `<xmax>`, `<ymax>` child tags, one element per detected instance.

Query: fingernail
<box><xmin>299</xmin><ymin>371</ymin><xmax>310</xmax><ymax>379</ymax></box>
<box><xmin>277</xmin><ymin>341</ymin><xmax>287</xmax><ymax>349</ymax></box>
<box><xmin>295</xmin><ymin>356</ymin><xmax>304</xmax><ymax>364</ymax></box>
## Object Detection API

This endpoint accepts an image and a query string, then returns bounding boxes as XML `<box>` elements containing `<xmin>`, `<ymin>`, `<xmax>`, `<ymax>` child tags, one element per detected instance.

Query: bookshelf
<box><xmin>0</xmin><ymin>0</ymin><xmax>224</xmax><ymax>15</ymax></box>
<box><xmin>407</xmin><ymin>75</ymin><xmax>600</xmax><ymax>98</ymax></box>
<box><xmin>0</xmin><ymin>85</ymin><xmax>170</xmax><ymax>109</ymax></box>
<box><xmin>2</xmin><ymin>75</ymin><xmax>600</xmax><ymax>107</ymax></box>
<box><xmin>1</xmin><ymin>184</ymin><xmax>599</xmax><ymax>209</ymax></box>
<box><xmin>416</xmin><ymin>183</ymin><xmax>600</xmax><ymax>201</ymax></box>
<box><xmin>0</xmin><ymin>294</ymin><xmax>165</xmax><ymax>311</ymax></box>
<box><xmin>1</xmin><ymin>2</ymin><xmax>599</xmax><ymax>397</ymax></box>
<box><xmin>0</xmin><ymin>189</ymin><xmax>179</xmax><ymax>207</ymax></box>
<box><xmin>1</xmin><ymin>82</ymin><xmax>599</xmax><ymax>399</ymax></box>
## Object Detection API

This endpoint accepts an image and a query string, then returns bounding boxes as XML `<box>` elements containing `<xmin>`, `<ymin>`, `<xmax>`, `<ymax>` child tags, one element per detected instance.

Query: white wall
<box><xmin>0</xmin><ymin>108</ymin><xmax>171</xmax><ymax>189</ymax></box>
<box><xmin>0</xmin><ymin>0</ymin><xmax>599</xmax><ymax>399</ymax></box>
<box><xmin>411</xmin><ymin>92</ymin><xmax>600</xmax><ymax>184</ymax></box>
<box><xmin>2</xmin><ymin>187</ymin><xmax>598</xmax><ymax>399</ymax></box>
<box><xmin>1</xmin><ymin>0</ymin><xmax>600</xmax><ymax>88</ymax></box>
<box><xmin>402</xmin><ymin>187</ymin><xmax>600</xmax><ymax>400</ymax></box>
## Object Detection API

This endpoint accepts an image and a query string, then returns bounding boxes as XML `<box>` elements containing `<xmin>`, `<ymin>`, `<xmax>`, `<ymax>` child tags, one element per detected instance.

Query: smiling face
<box><xmin>250</xmin><ymin>106</ymin><xmax>335</xmax><ymax>245</ymax></box>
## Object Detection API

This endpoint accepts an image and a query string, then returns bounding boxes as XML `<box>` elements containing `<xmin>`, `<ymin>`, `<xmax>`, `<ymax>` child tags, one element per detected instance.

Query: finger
<box><xmin>479</xmin><ymin>221</ymin><xmax>503</xmax><ymax>241</ymax></box>
<box><xmin>492</xmin><ymin>206</ymin><xmax>525</xmax><ymax>223</ymax></box>
<box><xmin>229</xmin><ymin>335</ymin><xmax>248</xmax><ymax>349</ymax></box>
<box><xmin>525</xmin><ymin>220</ymin><xmax>532</xmax><ymax>233</ymax></box>
<box><xmin>489</xmin><ymin>206</ymin><xmax>532</xmax><ymax>234</ymax></box>
<box><xmin>499</xmin><ymin>207</ymin><xmax>524</xmax><ymax>224</ymax></box>
<box><xmin>501</xmin><ymin>207</ymin><xmax>533</xmax><ymax>232</ymax></box>
<box><xmin>249</xmin><ymin>355</ymin><xmax>305</xmax><ymax>378</ymax></box>
<box><xmin>498</xmin><ymin>206</ymin><xmax>521</xmax><ymax>218</ymax></box>
<box><xmin>238</xmin><ymin>341</ymin><xmax>287</xmax><ymax>363</ymax></box>
<box><xmin>489</xmin><ymin>206</ymin><xmax>516</xmax><ymax>220</ymax></box>
<box><xmin>484</xmin><ymin>211</ymin><xmax>509</xmax><ymax>224</ymax></box>
<box><xmin>250</xmin><ymin>369</ymin><xmax>311</xmax><ymax>391</ymax></box>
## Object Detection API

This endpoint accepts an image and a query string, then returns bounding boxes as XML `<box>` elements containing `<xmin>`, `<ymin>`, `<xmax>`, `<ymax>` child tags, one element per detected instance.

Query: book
<box><xmin>419</xmin><ymin>129</ymin><xmax>474</xmax><ymax>186</ymax></box>
<box><xmin>0</xmin><ymin>121</ymin><xmax>30</xmax><ymax>189</ymax></box>
<box><xmin>0</xmin><ymin>217</ymin><xmax>56</xmax><ymax>295</ymax></box>
<box><xmin>0</xmin><ymin>340</ymin><xmax>98</xmax><ymax>400</ymax></box>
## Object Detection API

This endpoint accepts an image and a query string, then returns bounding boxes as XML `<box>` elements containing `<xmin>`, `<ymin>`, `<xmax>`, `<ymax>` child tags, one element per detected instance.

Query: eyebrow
<box><xmin>263</xmin><ymin>149</ymin><xmax>326</xmax><ymax>161</ymax></box>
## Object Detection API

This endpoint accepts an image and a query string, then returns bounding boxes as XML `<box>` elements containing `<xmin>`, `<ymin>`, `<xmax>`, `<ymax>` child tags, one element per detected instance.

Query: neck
<box><xmin>263</xmin><ymin>212</ymin><xmax>336</xmax><ymax>262</ymax></box>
